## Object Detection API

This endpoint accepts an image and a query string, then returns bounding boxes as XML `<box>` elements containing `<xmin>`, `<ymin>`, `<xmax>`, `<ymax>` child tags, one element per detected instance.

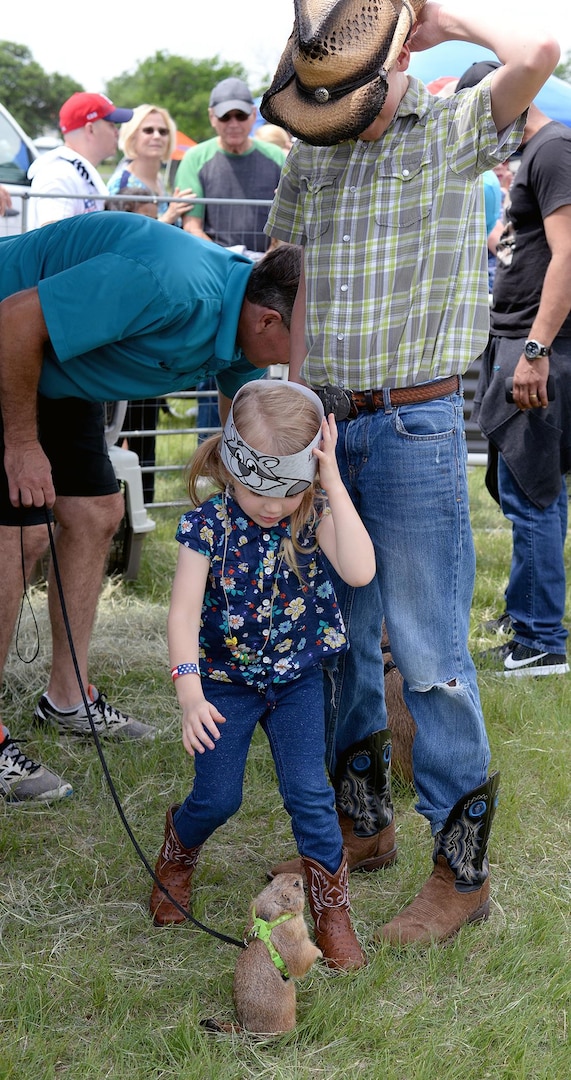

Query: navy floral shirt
<box><xmin>175</xmin><ymin>491</ymin><xmax>348</xmax><ymax>688</ymax></box>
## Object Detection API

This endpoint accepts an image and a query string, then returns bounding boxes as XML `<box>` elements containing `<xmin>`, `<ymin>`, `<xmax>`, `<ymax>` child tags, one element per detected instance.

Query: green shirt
<box><xmin>266</xmin><ymin>75</ymin><xmax>525</xmax><ymax>389</ymax></box>
<box><xmin>176</xmin><ymin>137</ymin><xmax>286</xmax><ymax>253</ymax></box>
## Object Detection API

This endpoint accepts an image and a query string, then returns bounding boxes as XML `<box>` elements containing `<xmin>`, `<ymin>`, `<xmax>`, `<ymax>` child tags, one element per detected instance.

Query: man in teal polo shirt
<box><xmin>0</xmin><ymin>211</ymin><xmax>300</xmax><ymax>802</ymax></box>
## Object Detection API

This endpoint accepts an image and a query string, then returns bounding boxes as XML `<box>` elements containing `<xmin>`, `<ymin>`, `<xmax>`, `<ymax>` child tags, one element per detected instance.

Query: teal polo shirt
<box><xmin>0</xmin><ymin>212</ymin><xmax>262</xmax><ymax>401</ymax></box>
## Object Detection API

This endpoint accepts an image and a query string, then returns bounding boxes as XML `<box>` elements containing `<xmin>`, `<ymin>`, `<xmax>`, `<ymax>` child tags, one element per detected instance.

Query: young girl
<box><xmin>150</xmin><ymin>381</ymin><xmax>375</xmax><ymax>970</ymax></box>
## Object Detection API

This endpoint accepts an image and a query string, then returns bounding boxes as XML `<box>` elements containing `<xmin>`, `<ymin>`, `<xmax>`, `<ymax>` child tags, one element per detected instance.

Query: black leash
<box><xmin>42</xmin><ymin>511</ymin><xmax>245</xmax><ymax>951</ymax></box>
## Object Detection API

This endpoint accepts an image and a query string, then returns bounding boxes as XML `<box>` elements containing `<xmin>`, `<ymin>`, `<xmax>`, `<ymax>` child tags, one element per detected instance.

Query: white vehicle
<box><xmin>0</xmin><ymin>101</ymin><xmax>38</xmax><ymax>236</ymax></box>
<box><xmin>33</xmin><ymin>135</ymin><xmax>63</xmax><ymax>154</ymax></box>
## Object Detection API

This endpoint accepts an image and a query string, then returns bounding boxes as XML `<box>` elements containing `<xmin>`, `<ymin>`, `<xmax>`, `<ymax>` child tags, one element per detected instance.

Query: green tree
<box><xmin>105</xmin><ymin>52</ymin><xmax>253</xmax><ymax>143</ymax></box>
<box><xmin>0</xmin><ymin>40</ymin><xmax>82</xmax><ymax>137</ymax></box>
<box><xmin>554</xmin><ymin>51</ymin><xmax>571</xmax><ymax>84</ymax></box>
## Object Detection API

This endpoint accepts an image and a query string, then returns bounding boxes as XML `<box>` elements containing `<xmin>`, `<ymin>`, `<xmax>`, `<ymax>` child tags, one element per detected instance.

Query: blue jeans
<box><xmin>324</xmin><ymin>389</ymin><xmax>490</xmax><ymax>834</ymax></box>
<box><xmin>173</xmin><ymin>667</ymin><xmax>343</xmax><ymax>874</ymax></box>
<box><xmin>498</xmin><ymin>456</ymin><xmax>568</xmax><ymax>654</ymax></box>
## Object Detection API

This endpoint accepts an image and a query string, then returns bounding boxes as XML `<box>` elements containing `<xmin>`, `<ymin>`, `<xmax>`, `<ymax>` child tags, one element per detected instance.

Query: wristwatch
<box><xmin>524</xmin><ymin>339</ymin><xmax>552</xmax><ymax>360</ymax></box>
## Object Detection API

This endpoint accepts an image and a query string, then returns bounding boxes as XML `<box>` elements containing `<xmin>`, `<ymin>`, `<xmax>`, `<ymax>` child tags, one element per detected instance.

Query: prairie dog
<box><xmin>232</xmin><ymin>874</ymin><xmax>322</xmax><ymax>1034</ymax></box>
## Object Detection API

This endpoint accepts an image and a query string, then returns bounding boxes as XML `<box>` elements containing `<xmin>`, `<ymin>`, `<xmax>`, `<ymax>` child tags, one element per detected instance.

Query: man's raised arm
<box><xmin>411</xmin><ymin>2</ymin><xmax>560</xmax><ymax>131</ymax></box>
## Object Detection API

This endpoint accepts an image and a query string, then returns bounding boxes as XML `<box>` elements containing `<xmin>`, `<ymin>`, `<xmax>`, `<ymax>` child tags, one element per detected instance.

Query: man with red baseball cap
<box><xmin>59</xmin><ymin>91</ymin><xmax>133</xmax><ymax>133</ymax></box>
<box><xmin>27</xmin><ymin>92</ymin><xmax>133</xmax><ymax>230</ymax></box>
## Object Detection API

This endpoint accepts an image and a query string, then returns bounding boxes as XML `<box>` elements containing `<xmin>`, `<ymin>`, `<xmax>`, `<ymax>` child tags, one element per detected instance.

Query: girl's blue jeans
<box><xmin>173</xmin><ymin>666</ymin><xmax>343</xmax><ymax>874</ymax></box>
<box><xmin>498</xmin><ymin>455</ymin><xmax>568</xmax><ymax>654</ymax></box>
<box><xmin>324</xmin><ymin>389</ymin><xmax>491</xmax><ymax>834</ymax></box>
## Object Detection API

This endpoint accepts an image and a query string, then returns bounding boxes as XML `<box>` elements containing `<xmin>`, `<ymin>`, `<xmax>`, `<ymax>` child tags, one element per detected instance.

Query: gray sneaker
<box><xmin>0</xmin><ymin>733</ymin><xmax>73</xmax><ymax>802</ymax></box>
<box><xmin>34</xmin><ymin>685</ymin><xmax>155</xmax><ymax>740</ymax></box>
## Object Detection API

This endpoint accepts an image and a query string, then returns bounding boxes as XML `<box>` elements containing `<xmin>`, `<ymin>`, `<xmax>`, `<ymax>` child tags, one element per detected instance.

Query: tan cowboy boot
<box><xmin>269</xmin><ymin>730</ymin><xmax>397</xmax><ymax>879</ymax></box>
<box><xmin>150</xmin><ymin>805</ymin><xmax>202</xmax><ymax>927</ymax></box>
<box><xmin>302</xmin><ymin>851</ymin><xmax>366</xmax><ymax>970</ymax></box>
<box><xmin>382</xmin><ymin>772</ymin><xmax>500</xmax><ymax>945</ymax></box>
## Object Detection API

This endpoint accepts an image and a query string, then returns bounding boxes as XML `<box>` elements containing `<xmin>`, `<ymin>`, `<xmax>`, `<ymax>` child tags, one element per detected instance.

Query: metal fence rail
<box><xmin>5</xmin><ymin>190</ymin><xmax>275</xmax><ymax>250</ymax></box>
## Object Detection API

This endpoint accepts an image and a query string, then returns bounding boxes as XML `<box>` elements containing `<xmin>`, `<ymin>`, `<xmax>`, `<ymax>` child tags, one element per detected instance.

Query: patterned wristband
<box><xmin>171</xmin><ymin>663</ymin><xmax>200</xmax><ymax>680</ymax></box>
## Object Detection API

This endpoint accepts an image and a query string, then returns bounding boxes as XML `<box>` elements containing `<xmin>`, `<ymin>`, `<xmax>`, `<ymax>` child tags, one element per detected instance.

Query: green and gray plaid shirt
<box><xmin>265</xmin><ymin>75</ymin><xmax>525</xmax><ymax>390</ymax></box>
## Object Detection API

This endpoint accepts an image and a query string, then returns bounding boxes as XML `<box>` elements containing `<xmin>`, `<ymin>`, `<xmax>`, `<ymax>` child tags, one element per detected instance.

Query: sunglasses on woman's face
<box><xmin>141</xmin><ymin>126</ymin><xmax>169</xmax><ymax>136</ymax></box>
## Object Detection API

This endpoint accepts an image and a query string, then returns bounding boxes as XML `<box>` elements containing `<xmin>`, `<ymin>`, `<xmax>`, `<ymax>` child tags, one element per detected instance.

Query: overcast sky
<box><xmin>2</xmin><ymin>0</ymin><xmax>570</xmax><ymax>95</ymax></box>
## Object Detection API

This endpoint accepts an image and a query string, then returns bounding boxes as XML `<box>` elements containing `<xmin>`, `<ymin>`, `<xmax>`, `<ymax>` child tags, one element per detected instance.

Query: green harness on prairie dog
<box><xmin>245</xmin><ymin>908</ymin><xmax>296</xmax><ymax>979</ymax></box>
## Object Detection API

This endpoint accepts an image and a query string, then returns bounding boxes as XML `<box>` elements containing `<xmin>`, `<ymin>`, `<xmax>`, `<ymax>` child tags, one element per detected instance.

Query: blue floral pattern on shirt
<box><xmin>107</xmin><ymin>166</ymin><xmax>168</xmax><ymax>217</ymax></box>
<box><xmin>175</xmin><ymin>491</ymin><xmax>347</xmax><ymax>687</ymax></box>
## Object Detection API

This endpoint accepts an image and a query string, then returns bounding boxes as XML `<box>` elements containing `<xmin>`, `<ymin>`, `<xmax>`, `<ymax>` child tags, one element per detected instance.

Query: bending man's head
<box><xmin>237</xmin><ymin>244</ymin><xmax>302</xmax><ymax>369</ymax></box>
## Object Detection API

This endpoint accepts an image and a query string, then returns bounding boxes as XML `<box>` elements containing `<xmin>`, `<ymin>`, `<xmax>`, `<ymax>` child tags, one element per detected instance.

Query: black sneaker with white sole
<box><xmin>34</xmin><ymin>685</ymin><xmax>156</xmax><ymax>739</ymax></box>
<box><xmin>503</xmin><ymin>643</ymin><xmax>569</xmax><ymax>677</ymax></box>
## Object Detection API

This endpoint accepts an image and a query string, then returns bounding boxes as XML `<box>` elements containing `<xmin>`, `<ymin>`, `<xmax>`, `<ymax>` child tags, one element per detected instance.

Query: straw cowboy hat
<box><xmin>260</xmin><ymin>0</ymin><xmax>426</xmax><ymax>145</ymax></box>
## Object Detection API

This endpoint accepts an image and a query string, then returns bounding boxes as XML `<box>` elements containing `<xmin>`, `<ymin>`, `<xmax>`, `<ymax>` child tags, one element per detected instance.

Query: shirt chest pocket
<box><xmin>300</xmin><ymin>174</ymin><xmax>338</xmax><ymax>239</ymax></box>
<box><xmin>211</xmin><ymin>547</ymin><xmax>254</xmax><ymax>599</ymax></box>
<box><xmin>374</xmin><ymin>153</ymin><xmax>433</xmax><ymax>228</ymax></box>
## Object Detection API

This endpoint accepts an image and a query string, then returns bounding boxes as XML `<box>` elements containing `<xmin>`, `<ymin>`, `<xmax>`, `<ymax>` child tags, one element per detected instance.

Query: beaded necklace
<box><xmin>220</xmin><ymin>493</ymin><xmax>286</xmax><ymax>666</ymax></box>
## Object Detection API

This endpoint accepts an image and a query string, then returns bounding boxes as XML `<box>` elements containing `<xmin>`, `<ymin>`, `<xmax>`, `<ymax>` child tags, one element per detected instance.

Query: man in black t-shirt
<box><xmin>473</xmin><ymin>88</ymin><xmax>571</xmax><ymax>677</ymax></box>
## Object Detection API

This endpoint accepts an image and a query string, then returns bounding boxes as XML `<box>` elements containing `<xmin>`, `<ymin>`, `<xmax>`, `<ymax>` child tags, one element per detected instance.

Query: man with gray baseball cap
<box><xmin>208</xmin><ymin>77</ymin><xmax>255</xmax><ymax>118</ymax></box>
<box><xmin>175</xmin><ymin>74</ymin><xmax>290</xmax><ymax>439</ymax></box>
<box><xmin>176</xmin><ymin>76</ymin><xmax>286</xmax><ymax>254</ymax></box>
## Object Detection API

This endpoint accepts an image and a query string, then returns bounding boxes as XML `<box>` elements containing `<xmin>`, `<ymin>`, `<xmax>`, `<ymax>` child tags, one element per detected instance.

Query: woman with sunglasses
<box><xmin>108</xmin><ymin>104</ymin><xmax>193</xmax><ymax>225</ymax></box>
<box><xmin>108</xmin><ymin>104</ymin><xmax>194</xmax><ymax>504</ymax></box>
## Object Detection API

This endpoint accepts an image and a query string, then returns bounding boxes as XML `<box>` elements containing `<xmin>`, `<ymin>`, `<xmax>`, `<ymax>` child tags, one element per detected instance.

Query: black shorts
<box><xmin>0</xmin><ymin>396</ymin><xmax>120</xmax><ymax>526</ymax></box>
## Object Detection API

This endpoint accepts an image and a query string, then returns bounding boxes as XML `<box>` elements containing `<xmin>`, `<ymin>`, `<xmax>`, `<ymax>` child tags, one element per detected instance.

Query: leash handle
<box><xmin>14</xmin><ymin>527</ymin><xmax>41</xmax><ymax>663</ymax></box>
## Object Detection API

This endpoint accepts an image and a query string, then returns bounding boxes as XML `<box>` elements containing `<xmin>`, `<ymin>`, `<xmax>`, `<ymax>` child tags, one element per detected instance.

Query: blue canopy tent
<box><xmin>253</xmin><ymin>96</ymin><xmax>265</xmax><ymax>133</ymax></box>
<box><xmin>408</xmin><ymin>41</ymin><xmax>571</xmax><ymax>127</ymax></box>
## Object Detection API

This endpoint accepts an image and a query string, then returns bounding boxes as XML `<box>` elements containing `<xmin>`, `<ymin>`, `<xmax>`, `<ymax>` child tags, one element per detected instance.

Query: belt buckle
<box><xmin>311</xmin><ymin>384</ymin><xmax>354</xmax><ymax>422</ymax></box>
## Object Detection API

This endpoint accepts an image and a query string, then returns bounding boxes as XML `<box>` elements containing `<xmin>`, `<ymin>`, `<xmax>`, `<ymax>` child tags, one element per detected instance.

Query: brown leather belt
<box><xmin>349</xmin><ymin>374</ymin><xmax>460</xmax><ymax>416</ymax></box>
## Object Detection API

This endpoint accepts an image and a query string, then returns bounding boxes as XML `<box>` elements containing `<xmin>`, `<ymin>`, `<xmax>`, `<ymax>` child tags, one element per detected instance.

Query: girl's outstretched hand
<box><xmin>312</xmin><ymin>413</ymin><xmax>342</xmax><ymax>493</ymax></box>
<box><xmin>180</xmin><ymin>697</ymin><xmax>226</xmax><ymax>757</ymax></box>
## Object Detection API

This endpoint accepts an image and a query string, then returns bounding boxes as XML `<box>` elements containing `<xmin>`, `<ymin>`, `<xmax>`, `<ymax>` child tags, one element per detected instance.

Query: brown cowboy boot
<box><xmin>302</xmin><ymin>851</ymin><xmax>366</xmax><ymax>970</ymax></box>
<box><xmin>382</xmin><ymin>772</ymin><xmax>500</xmax><ymax>945</ymax></box>
<box><xmin>150</xmin><ymin>805</ymin><xmax>202</xmax><ymax>927</ymax></box>
<box><xmin>269</xmin><ymin>730</ymin><xmax>397</xmax><ymax>879</ymax></box>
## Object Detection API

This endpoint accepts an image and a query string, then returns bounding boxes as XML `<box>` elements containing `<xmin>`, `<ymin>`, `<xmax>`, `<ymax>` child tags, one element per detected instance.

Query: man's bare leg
<box><xmin>44</xmin><ymin>492</ymin><xmax>124</xmax><ymax>708</ymax></box>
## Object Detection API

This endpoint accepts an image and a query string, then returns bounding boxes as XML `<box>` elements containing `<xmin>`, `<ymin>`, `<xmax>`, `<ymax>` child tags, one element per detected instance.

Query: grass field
<box><xmin>1</xmin><ymin>466</ymin><xmax>569</xmax><ymax>1079</ymax></box>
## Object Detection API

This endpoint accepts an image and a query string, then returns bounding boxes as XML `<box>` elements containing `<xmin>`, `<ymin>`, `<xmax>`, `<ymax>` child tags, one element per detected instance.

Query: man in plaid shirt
<box><xmin>263</xmin><ymin>0</ymin><xmax>559</xmax><ymax>945</ymax></box>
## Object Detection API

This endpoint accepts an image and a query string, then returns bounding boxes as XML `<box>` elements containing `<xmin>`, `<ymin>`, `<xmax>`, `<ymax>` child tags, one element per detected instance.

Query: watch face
<box><xmin>525</xmin><ymin>341</ymin><xmax>540</xmax><ymax>359</ymax></box>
